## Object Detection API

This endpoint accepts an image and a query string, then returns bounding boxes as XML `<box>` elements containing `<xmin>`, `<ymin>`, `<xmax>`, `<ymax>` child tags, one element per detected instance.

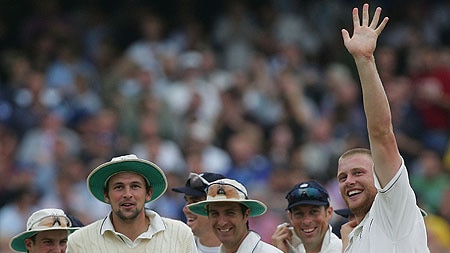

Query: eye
<box><xmin>113</xmin><ymin>185</ymin><xmax>123</xmax><ymax>190</ymax></box>
<box><xmin>338</xmin><ymin>175</ymin><xmax>347</xmax><ymax>182</ymax></box>
<box><xmin>131</xmin><ymin>184</ymin><xmax>142</xmax><ymax>189</ymax></box>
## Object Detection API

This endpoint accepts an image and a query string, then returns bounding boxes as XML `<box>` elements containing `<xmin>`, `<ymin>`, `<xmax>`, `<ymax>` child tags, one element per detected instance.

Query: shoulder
<box><xmin>69</xmin><ymin>219</ymin><xmax>103</xmax><ymax>238</ymax></box>
<box><xmin>161</xmin><ymin>217</ymin><xmax>192</xmax><ymax>232</ymax></box>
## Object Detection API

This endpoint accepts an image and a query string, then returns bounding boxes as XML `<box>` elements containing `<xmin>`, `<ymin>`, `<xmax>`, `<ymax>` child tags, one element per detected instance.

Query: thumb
<box><xmin>341</xmin><ymin>29</ymin><xmax>350</xmax><ymax>42</ymax></box>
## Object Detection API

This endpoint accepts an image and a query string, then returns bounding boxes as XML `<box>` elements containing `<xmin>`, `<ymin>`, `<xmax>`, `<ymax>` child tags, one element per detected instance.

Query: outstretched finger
<box><xmin>370</xmin><ymin>7</ymin><xmax>382</xmax><ymax>29</ymax></box>
<box><xmin>375</xmin><ymin>17</ymin><xmax>389</xmax><ymax>35</ymax></box>
<box><xmin>362</xmin><ymin>3</ymin><xmax>369</xmax><ymax>27</ymax></box>
<box><xmin>352</xmin><ymin>7</ymin><xmax>360</xmax><ymax>28</ymax></box>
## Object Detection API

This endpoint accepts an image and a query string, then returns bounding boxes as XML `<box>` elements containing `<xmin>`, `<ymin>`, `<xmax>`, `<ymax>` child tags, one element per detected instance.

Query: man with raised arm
<box><xmin>336</xmin><ymin>3</ymin><xmax>429</xmax><ymax>252</ymax></box>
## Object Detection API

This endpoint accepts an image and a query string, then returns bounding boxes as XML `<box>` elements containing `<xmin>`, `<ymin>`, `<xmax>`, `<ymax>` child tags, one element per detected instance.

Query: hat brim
<box><xmin>286</xmin><ymin>199</ymin><xmax>329</xmax><ymax>210</ymax></box>
<box><xmin>334</xmin><ymin>208</ymin><xmax>352</xmax><ymax>219</ymax></box>
<box><xmin>172</xmin><ymin>186</ymin><xmax>205</xmax><ymax>197</ymax></box>
<box><xmin>188</xmin><ymin>199</ymin><xmax>267</xmax><ymax>217</ymax></box>
<box><xmin>88</xmin><ymin>159</ymin><xmax>167</xmax><ymax>203</ymax></box>
<box><xmin>10</xmin><ymin>227</ymin><xmax>78</xmax><ymax>252</ymax></box>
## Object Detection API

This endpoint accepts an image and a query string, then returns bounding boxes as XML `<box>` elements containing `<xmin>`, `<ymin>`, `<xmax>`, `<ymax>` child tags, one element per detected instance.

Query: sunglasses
<box><xmin>188</xmin><ymin>173</ymin><xmax>210</xmax><ymax>189</ymax></box>
<box><xmin>206</xmin><ymin>183</ymin><xmax>248</xmax><ymax>199</ymax></box>
<box><xmin>285</xmin><ymin>187</ymin><xmax>328</xmax><ymax>203</ymax></box>
<box><xmin>29</xmin><ymin>215</ymin><xmax>71</xmax><ymax>231</ymax></box>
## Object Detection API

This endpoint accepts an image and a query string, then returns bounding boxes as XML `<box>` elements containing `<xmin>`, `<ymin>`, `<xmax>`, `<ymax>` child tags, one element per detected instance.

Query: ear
<box><xmin>326</xmin><ymin>206</ymin><xmax>334</xmax><ymax>221</ymax></box>
<box><xmin>244</xmin><ymin>207</ymin><xmax>251</xmax><ymax>219</ymax></box>
<box><xmin>146</xmin><ymin>188</ymin><xmax>153</xmax><ymax>202</ymax></box>
<box><xmin>104</xmin><ymin>192</ymin><xmax>111</xmax><ymax>204</ymax></box>
<box><xmin>24</xmin><ymin>238</ymin><xmax>33</xmax><ymax>250</ymax></box>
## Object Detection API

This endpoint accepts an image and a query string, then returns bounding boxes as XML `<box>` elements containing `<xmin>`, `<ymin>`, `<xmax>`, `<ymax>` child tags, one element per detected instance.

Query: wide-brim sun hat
<box><xmin>87</xmin><ymin>154</ymin><xmax>167</xmax><ymax>203</ymax></box>
<box><xmin>187</xmin><ymin>178</ymin><xmax>267</xmax><ymax>217</ymax></box>
<box><xmin>10</xmin><ymin>208</ymin><xmax>78</xmax><ymax>252</ymax></box>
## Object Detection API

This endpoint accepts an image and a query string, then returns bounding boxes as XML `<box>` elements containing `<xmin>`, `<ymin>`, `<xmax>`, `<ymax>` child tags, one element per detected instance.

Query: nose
<box><xmin>215</xmin><ymin>214</ymin><xmax>228</xmax><ymax>226</ymax></box>
<box><xmin>122</xmin><ymin>187</ymin><xmax>133</xmax><ymax>199</ymax></box>
<box><xmin>344</xmin><ymin>174</ymin><xmax>356</xmax><ymax>186</ymax></box>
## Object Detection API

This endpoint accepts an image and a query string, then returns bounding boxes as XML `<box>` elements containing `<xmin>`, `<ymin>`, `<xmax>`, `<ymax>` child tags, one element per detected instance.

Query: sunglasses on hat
<box><xmin>28</xmin><ymin>215</ymin><xmax>72</xmax><ymax>231</ymax></box>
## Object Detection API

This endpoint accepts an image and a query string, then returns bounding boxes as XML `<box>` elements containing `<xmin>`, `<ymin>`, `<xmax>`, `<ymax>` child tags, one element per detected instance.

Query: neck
<box><xmin>224</xmin><ymin>231</ymin><xmax>249</xmax><ymax>253</ymax></box>
<box><xmin>111</xmin><ymin>211</ymin><xmax>150</xmax><ymax>241</ymax></box>
<box><xmin>198</xmin><ymin>233</ymin><xmax>221</xmax><ymax>247</ymax></box>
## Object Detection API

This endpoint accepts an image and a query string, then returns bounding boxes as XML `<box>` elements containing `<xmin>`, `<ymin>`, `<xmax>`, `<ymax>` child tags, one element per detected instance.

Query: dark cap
<box><xmin>334</xmin><ymin>208</ymin><xmax>353</xmax><ymax>219</ymax></box>
<box><xmin>172</xmin><ymin>172</ymin><xmax>226</xmax><ymax>197</ymax></box>
<box><xmin>285</xmin><ymin>180</ymin><xmax>330</xmax><ymax>210</ymax></box>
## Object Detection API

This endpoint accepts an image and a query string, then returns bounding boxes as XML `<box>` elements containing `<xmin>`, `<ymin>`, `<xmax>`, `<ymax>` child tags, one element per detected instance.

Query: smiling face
<box><xmin>207</xmin><ymin>202</ymin><xmax>249</xmax><ymax>251</ymax></box>
<box><xmin>25</xmin><ymin>230</ymin><xmax>69</xmax><ymax>253</ymax></box>
<box><xmin>288</xmin><ymin>204</ymin><xmax>332</xmax><ymax>251</ymax></box>
<box><xmin>183</xmin><ymin>195</ymin><xmax>211</xmax><ymax>237</ymax></box>
<box><xmin>337</xmin><ymin>153</ymin><xmax>377</xmax><ymax>222</ymax></box>
<box><xmin>104</xmin><ymin>172</ymin><xmax>152</xmax><ymax>221</ymax></box>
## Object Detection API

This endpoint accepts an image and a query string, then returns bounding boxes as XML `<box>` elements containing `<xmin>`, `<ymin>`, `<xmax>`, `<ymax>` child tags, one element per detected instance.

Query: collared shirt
<box><xmin>219</xmin><ymin>231</ymin><xmax>283</xmax><ymax>253</ymax></box>
<box><xmin>100</xmin><ymin>209</ymin><xmax>167</xmax><ymax>248</ymax></box>
<box><xmin>67</xmin><ymin>209</ymin><xmax>198</xmax><ymax>253</ymax></box>
<box><xmin>290</xmin><ymin>225</ymin><xmax>342</xmax><ymax>253</ymax></box>
<box><xmin>344</xmin><ymin>159</ymin><xmax>430</xmax><ymax>253</ymax></box>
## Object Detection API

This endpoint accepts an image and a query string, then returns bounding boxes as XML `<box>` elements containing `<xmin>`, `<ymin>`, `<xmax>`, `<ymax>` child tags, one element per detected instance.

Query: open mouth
<box><xmin>301</xmin><ymin>227</ymin><xmax>317</xmax><ymax>235</ymax></box>
<box><xmin>218</xmin><ymin>227</ymin><xmax>232</xmax><ymax>232</ymax></box>
<box><xmin>121</xmin><ymin>202</ymin><xmax>135</xmax><ymax>208</ymax></box>
<box><xmin>347</xmin><ymin>189</ymin><xmax>362</xmax><ymax>198</ymax></box>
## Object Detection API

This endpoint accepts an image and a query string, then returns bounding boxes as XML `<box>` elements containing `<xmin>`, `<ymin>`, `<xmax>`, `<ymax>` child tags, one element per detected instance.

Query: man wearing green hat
<box><xmin>67</xmin><ymin>154</ymin><xmax>197</xmax><ymax>253</ymax></box>
<box><xmin>9</xmin><ymin>208</ymin><xmax>78</xmax><ymax>253</ymax></box>
<box><xmin>187</xmin><ymin>178</ymin><xmax>283</xmax><ymax>253</ymax></box>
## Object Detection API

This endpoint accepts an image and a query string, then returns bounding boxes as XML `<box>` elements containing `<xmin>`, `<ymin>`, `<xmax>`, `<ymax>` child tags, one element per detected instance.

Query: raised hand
<box><xmin>341</xmin><ymin>3</ymin><xmax>389</xmax><ymax>59</ymax></box>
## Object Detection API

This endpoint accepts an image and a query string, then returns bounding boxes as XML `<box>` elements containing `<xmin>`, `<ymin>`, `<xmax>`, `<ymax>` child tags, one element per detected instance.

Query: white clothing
<box><xmin>219</xmin><ymin>231</ymin><xmax>283</xmax><ymax>253</ymax></box>
<box><xmin>344</xmin><ymin>160</ymin><xmax>429</xmax><ymax>253</ymax></box>
<box><xmin>195</xmin><ymin>237</ymin><xmax>220</xmax><ymax>253</ymax></box>
<box><xmin>290</xmin><ymin>225</ymin><xmax>342</xmax><ymax>253</ymax></box>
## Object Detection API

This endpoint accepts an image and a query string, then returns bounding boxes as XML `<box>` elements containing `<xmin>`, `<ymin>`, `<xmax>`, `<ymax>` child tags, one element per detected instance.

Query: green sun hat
<box><xmin>187</xmin><ymin>178</ymin><xmax>267</xmax><ymax>217</ymax></box>
<box><xmin>87</xmin><ymin>154</ymin><xmax>167</xmax><ymax>203</ymax></box>
<box><xmin>10</xmin><ymin>208</ymin><xmax>79</xmax><ymax>252</ymax></box>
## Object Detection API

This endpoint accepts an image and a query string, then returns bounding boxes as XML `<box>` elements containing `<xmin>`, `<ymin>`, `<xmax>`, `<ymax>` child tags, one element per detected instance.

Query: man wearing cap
<box><xmin>187</xmin><ymin>178</ymin><xmax>283</xmax><ymax>253</ymax></box>
<box><xmin>337</xmin><ymin>4</ymin><xmax>429</xmax><ymax>252</ymax></box>
<box><xmin>9</xmin><ymin>208</ymin><xmax>78</xmax><ymax>253</ymax></box>
<box><xmin>172</xmin><ymin>172</ymin><xmax>226</xmax><ymax>253</ymax></box>
<box><xmin>271</xmin><ymin>181</ymin><xmax>342</xmax><ymax>253</ymax></box>
<box><xmin>66</xmin><ymin>154</ymin><xmax>198</xmax><ymax>253</ymax></box>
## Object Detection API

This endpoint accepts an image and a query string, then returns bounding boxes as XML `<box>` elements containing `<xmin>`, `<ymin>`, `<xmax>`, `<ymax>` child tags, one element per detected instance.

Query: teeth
<box><xmin>219</xmin><ymin>228</ymin><xmax>231</xmax><ymax>232</ymax></box>
<box><xmin>348</xmin><ymin>190</ymin><xmax>361</xmax><ymax>196</ymax></box>
<box><xmin>303</xmin><ymin>228</ymin><xmax>314</xmax><ymax>233</ymax></box>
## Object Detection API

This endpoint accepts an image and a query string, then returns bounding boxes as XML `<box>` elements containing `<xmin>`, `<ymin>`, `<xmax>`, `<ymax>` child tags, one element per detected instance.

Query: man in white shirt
<box><xmin>272</xmin><ymin>180</ymin><xmax>342</xmax><ymax>253</ymax></box>
<box><xmin>337</xmin><ymin>4</ymin><xmax>429</xmax><ymax>252</ymax></box>
<box><xmin>172</xmin><ymin>172</ymin><xmax>226</xmax><ymax>253</ymax></box>
<box><xmin>188</xmin><ymin>178</ymin><xmax>283</xmax><ymax>253</ymax></box>
<box><xmin>67</xmin><ymin>154</ymin><xmax>197</xmax><ymax>253</ymax></box>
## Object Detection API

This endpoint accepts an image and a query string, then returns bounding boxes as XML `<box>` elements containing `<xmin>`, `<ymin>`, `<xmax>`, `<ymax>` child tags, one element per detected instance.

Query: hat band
<box><xmin>29</xmin><ymin>215</ymin><xmax>71</xmax><ymax>231</ymax></box>
<box><xmin>206</xmin><ymin>183</ymin><xmax>247</xmax><ymax>200</ymax></box>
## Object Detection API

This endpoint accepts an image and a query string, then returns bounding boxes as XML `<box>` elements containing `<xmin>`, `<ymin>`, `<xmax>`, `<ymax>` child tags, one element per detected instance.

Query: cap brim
<box><xmin>171</xmin><ymin>186</ymin><xmax>205</xmax><ymax>197</ymax></box>
<box><xmin>10</xmin><ymin>228</ymin><xmax>78</xmax><ymax>252</ymax></box>
<box><xmin>187</xmin><ymin>199</ymin><xmax>267</xmax><ymax>217</ymax></box>
<box><xmin>88</xmin><ymin>159</ymin><xmax>167</xmax><ymax>203</ymax></box>
<box><xmin>286</xmin><ymin>200</ymin><xmax>329</xmax><ymax>210</ymax></box>
<box><xmin>334</xmin><ymin>208</ymin><xmax>352</xmax><ymax>218</ymax></box>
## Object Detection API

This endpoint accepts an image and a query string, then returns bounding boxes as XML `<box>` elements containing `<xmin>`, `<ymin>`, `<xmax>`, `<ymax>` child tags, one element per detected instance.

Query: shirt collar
<box><xmin>100</xmin><ymin>209</ymin><xmax>166</xmax><ymax>239</ymax></box>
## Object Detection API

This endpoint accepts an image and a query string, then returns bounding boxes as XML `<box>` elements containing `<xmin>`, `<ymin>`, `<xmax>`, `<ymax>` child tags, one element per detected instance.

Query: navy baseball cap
<box><xmin>172</xmin><ymin>172</ymin><xmax>226</xmax><ymax>197</ymax></box>
<box><xmin>285</xmin><ymin>180</ymin><xmax>330</xmax><ymax>210</ymax></box>
<box><xmin>334</xmin><ymin>208</ymin><xmax>353</xmax><ymax>219</ymax></box>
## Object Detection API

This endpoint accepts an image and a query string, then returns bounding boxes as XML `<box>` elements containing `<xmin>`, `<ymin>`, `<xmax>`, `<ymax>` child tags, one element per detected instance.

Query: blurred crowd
<box><xmin>0</xmin><ymin>0</ymin><xmax>449</xmax><ymax>252</ymax></box>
